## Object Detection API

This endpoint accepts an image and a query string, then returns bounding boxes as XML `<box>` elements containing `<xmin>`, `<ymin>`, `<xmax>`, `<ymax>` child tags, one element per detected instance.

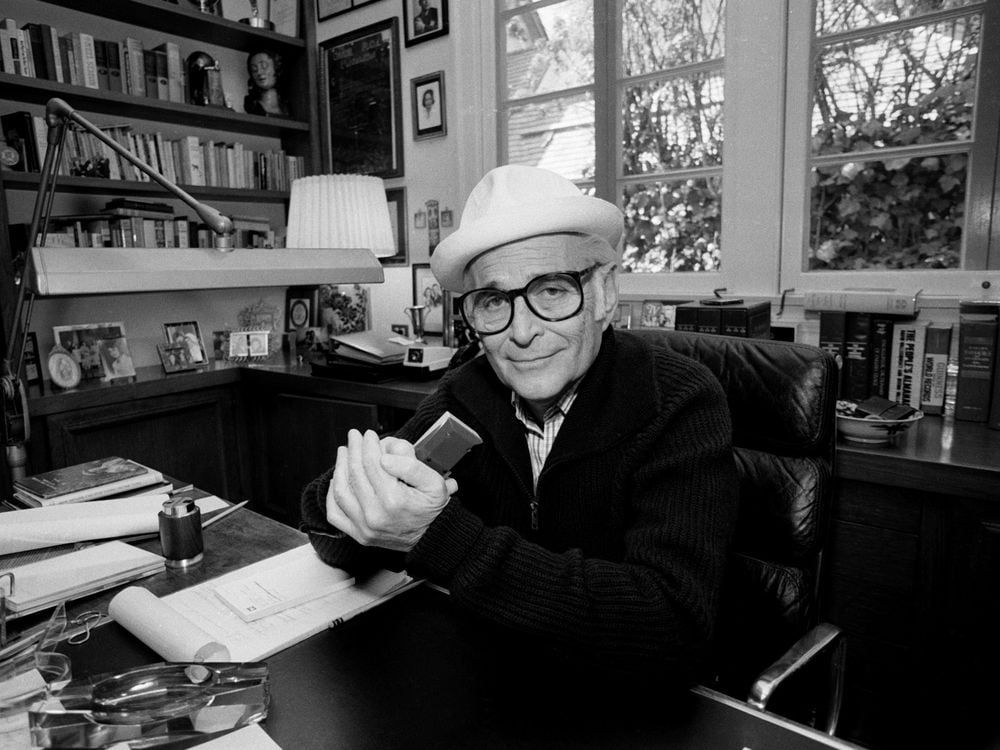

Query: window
<box><xmin>494</xmin><ymin>1</ymin><xmax>1000</xmax><ymax>300</ymax></box>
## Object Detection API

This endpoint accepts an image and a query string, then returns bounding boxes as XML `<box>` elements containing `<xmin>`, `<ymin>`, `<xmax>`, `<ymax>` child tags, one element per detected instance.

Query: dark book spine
<box><xmin>920</xmin><ymin>324</ymin><xmax>952</xmax><ymax>416</ymax></box>
<box><xmin>954</xmin><ymin>303</ymin><xmax>999</xmax><ymax>422</ymax></box>
<box><xmin>143</xmin><ymin>49</ymin><xmax>158</xmax><ymax>98</ymax></box>
<box><xmin>105</xmin><ymin>40</ymin><xmax>123</xmax><ymax>92</ymax></box>
<box><xmin>0</xmin><ymin>111</ymin><xmax>40</xmax><ymax>172</ymax></box>
<box><xmin>818</xmin><ymin>311</ymin><xmax>847</xmax><ymax>397</ymax></box>
<box><xmin>93</xmin><ymin>37</ymin><xmax>110</xmax><ymax>89</ymax></box>
<box><xmin>22</xmin><ymin>23</ymin><xmax>49</xmax><ymax>79</ymax></box>
<box><xmin>868</xmin><ymin>316</ymin><xmax>895</xmax><ymax>398</ymax></box>
<box><xmin>842</xmin><ymin>312</ymin><xmax>872</xmax><ymax>401</ymax></box>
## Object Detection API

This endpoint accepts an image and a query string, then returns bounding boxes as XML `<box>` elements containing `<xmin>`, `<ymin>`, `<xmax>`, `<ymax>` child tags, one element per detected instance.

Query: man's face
<box><xmin>464</xmin><ymin>235</ymin><xmax>616</xmax><ymax>416</ymax></box>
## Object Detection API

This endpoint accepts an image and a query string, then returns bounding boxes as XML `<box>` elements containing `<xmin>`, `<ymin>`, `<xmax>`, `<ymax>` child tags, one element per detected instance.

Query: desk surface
<box><xmin>51</xmin><ymin>510</ymin><xmax>865</xmax><ymax>750</ymax></box>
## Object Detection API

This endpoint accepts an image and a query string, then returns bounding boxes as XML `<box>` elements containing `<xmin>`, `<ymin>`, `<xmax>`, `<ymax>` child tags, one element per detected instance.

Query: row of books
<box><xmin>1</xmin><ymin>17</ymin><xmax>189</xmax><ymax>105</ymax></box>
<box><xmin>10</xmin><ymin>199</ymin><xmax>277</xmax><ymax>249</ymax></box>
<box><xmin>1</xmin><ymin>110</ymin><xmax>304</xmax><ymax>191</ymax></box>
<box><xmin>818</xmin><ymin>311</ymin><xmax>952</xmax><ymax>415</ymax></box>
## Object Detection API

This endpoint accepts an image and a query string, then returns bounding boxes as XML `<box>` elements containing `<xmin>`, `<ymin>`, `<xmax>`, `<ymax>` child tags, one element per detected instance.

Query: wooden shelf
<box><xmin>39</xmin><ymin>0</ymin><xmax>305</xmax><ymax>51</ymax></box>
<box><xmin>1</xmin><ymin>172</ymin><xmax>288</xmax><ymax>203</ymax></box>
<box><xmin>0</xmin><ymin>74</ymin><xmax>310</xmax><ymax>137</ymax></box>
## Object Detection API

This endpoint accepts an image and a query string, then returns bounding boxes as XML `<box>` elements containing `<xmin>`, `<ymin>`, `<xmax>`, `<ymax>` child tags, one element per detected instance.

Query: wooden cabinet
<box><xmin>826</xmin><ymin>419</ymin><xmax>1000</xmax><ymax>750</ymax></box>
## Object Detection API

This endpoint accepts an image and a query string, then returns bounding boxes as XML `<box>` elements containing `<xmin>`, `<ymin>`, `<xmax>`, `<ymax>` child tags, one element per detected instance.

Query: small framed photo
<box><xmin>382</xmin><ymin>187</ymin><xmax>409</xmax><ymax>266</ymax></box>
<box><xmin>316</xmin><ymin>0</ymin><xmax>380</xmax><ymax>21</ymax></box>
<box><xmin>53</xmin><ymin>322</ymin><xmax>127</xmax><ymax>381</ymax></box>
<box><xmin>163</xmin><ymin>321</ymin><xmax>209</xmax><ymax>366</ymax></box>
<box><xmin>613</xmin><ymin>303</ymin><xmax>633</xmax><ymax>330</ymax></box>
<box><xmin>157</xmin><ymin>343</ymin><xmax>199</xmax><ymax>374</ymax></box>
<box><xmin>640</xmin><ymin>300</ymin><xmax>683</xmax><ymax>329</ymax></box>
<box><xmin>22</xmin><ymin>331</ymin><xmax>43</xmax><ymax>387</ymax></box>
<box><xmin>412</xmin><ymin>262</ymin><xmax>444</xmax><ymax>335</ymax></box>
<box><xmin>414</xmin><ymin>209</ymin><xmax>426</xmax><ymax>229</ymax></box>
<box><xmin>440</xmin><ymin>208</ymin><xmax>453</xmax><ymax>227</ymax></box>
<box><xmin>228</xmin><ymin>330</ymin><xmax>271</xmax><ymax>360</ymax></box>
<box><xmin>411</xmin><ymin>71</ymin><xmax>446</xmax><ymax>141</ymax></box>
<box><xmin>403</xmin><ymin>0</ymin><xmax>448</xmax><ymax>47</ymax></box>
<box><xmin>97</xmin><ymin>336</ymin><xmax>136</xmax><ymax>380</ymax></box>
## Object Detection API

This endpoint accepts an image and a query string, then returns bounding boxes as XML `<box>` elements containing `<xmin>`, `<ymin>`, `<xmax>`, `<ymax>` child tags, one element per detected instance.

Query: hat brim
<box><xmin>431</xmin><ymin>196</ymin><xmax>623</xmax><ymax>292</ymax></box>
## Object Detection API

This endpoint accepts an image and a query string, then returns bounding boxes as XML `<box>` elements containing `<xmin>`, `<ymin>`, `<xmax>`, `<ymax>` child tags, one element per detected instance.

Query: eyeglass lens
<box><xmin>461</xmin><ymin>272</ymin><xmax>585</xmax><ymax>334</ymax></box>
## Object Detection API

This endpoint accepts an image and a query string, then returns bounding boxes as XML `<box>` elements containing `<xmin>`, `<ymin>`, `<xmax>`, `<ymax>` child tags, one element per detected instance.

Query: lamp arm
<box><xmin>45</xmin><ymin>98</ymin><xmax>235</xmax><ymax>249</ymax></box>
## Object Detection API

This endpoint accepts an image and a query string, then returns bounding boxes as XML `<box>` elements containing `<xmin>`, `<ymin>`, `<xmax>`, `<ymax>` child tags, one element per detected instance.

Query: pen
<box><xmin>202</xmin><ymin>500</ymin><xmax>249</xmax><ymax>530</ymax></box>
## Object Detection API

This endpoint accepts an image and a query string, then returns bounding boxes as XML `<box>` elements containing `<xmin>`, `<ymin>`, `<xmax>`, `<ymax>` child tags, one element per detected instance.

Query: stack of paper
<box><xmin>13</xmin><ymin>457</ymin><xmax>164</xmax><ymax>508</ymax></box>
<box><xmin>2</xmin><ymin>541</ymin><xmax>165</xmax><ymax>616</ymax></box>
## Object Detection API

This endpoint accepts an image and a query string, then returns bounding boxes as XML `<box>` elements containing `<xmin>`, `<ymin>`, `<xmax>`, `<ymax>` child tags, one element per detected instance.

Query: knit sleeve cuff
<box><xmin>405</xmin><ymin>497</ymin><xmax>484</xmax><ymax>584</ymax></box>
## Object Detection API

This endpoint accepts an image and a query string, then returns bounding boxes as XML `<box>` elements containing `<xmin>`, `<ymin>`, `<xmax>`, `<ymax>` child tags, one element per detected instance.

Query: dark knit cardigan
<box><xmin>301</xmin><ymin>328</ymin><xmax>739</xmax><ymax>681</ymax></box>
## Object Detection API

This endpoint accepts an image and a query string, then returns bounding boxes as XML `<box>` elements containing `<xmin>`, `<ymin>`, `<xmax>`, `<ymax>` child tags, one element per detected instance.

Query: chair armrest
<box><xmin>747</xmin><ymin>621</ymin><xmax>846</xmax><ymax>735</ymax></box>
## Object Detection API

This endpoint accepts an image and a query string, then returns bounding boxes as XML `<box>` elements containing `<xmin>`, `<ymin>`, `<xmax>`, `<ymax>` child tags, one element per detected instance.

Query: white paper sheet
<box><xmin>0</xmin><ymin>494</ymin><xmax>228</xmax><ymax>555</ymax></box>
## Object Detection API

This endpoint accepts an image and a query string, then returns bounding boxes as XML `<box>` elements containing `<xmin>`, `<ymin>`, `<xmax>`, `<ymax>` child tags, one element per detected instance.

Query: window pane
<box><xmin>816</xmin><ymin>0</ymin><xmax>978</xmax><ymax>36</ymax></box>
<box><xmin>809</xmin><ymin>154</ymin><xmax>965</xmax><ymax>270</ymax></box>
<box><xmin>812</xmin><ymin>14</ymin><xmax>979</xmax><ymax>155</ymax></box>
<box><xmin>504</xmin><ymin>0</ymin><xmax>594</xmax><ymax>100</ymax></box>
<box><xmin>620</xmin><ymin>178</ymin><xmax>722</xmax><ymax>273</ymax></box>
<box><xmin>505</xmin><ymin>92</ymin><xmax>596</xmax><ymax>181</ymax></box>
<box><xmin>621</xmin><ymin>0</ymin><xmax>725</xmax><ymax>76</ymax></box>
<box><xmin>623</xmin><ymin>71</ymin><xmax>724</xmax><ymax>175</ymax></box>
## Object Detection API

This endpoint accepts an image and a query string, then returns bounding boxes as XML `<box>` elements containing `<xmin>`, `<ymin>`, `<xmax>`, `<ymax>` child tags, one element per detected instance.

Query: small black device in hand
<box><xmin>414</xmin><ymin>412</ymin><xmax>482</xmax><ymax>476</ymax></box>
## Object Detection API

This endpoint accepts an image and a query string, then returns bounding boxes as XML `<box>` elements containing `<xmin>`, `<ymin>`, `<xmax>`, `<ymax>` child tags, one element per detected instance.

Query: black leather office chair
<box><xmin>630</xmin><ymin>328</ymin><xmax>845</xmax><ymax>735</ymax></box>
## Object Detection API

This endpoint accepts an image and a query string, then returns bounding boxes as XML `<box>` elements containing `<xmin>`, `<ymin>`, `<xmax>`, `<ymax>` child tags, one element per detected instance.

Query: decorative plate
<box><xmin>835</xmin><ymin>410</ymin><xmax>924</xmax><ymax>445</ymax></box>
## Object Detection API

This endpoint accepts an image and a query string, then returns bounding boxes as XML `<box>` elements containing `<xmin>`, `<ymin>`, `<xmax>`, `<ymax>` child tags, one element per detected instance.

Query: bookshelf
<box><xmin>0</xmin><ymin>0</ymin><xmax>320</xmax><ymax>346</ymax></box>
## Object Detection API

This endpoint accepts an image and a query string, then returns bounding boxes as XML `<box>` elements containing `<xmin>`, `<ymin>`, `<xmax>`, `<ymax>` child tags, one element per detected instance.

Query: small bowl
<box><xmin>836</xmin><ymin>410</ymin><xmax>924</xmax><ymax>445</ymax></box>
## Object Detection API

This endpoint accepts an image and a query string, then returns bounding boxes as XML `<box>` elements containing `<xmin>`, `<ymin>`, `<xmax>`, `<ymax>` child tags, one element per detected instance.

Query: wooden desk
<box><xmin>61</xmin><ymin>584</ymin><xmax>865</xmax><ymax>750</ymax></box>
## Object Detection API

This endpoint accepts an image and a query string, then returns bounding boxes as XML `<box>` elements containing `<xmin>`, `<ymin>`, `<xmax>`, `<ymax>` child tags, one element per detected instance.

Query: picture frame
<box><xmin>320</xmin><ymin>18</ymin><xmax>404</xmax><ymax>179</ymax></box>
<box><xmin>97</xmin><ymin>336</ymin><xmax>136</xmax><ymax>380</ymax></box>
<box><xmin>162</xmin><ymin>321</ymin><xmax>209</xmax><ymax>366</ymax></box>
<box><xmin>52</xmin><ymin>322</ymin><xmax>128</xmax><ymax>381</ymax></box>
<box><xmin>22</xmin><ymin>331</ymin><xmax>43</xmax><ymax>387</ymax></box>
<box><xmin>227</xmin><ymin>330</ymin><xmax>271</xmax><ymax>360</ymax></box>
<box><xmin>381</xmin><ymin>187</ymin><xmax>409</xmax><ymax>266</ymax></box>
<box><xmin>412</xmin><ymin>263</ymin><xmax>444</xmax><ymax>335</ymax></box>
<box><xmin>316</xmin><ymin>0</ymin><xmax>382</xmax><ymax>21</ymax></box>
<box><xmin>640</xmin><ymin>300</ymin><xmax>685</xmax><ymax>329</ymax></box>
<box><xmin>403</xmin><ymin>0</ymin><xmax>449</xmax><ymax>47</ymax></box>
<box><xmin>157</xmin><ymin>343</ymin><xmax>200</xmax><ymax>374</ymax></box>
<box><xmin>411</xmin><ymin>71</ymin><xmax>446</xmax><ymax>141</ymax></box>
<box><xmin>285</xmin><ymin>286</ymin><xmax>319</xmax><ymax>331</ymax></box>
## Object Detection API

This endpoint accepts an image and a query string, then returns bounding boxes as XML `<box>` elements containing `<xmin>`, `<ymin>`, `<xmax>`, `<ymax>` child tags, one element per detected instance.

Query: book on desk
<box><xmin>12</xmin><ymin>456</ymin><xmax>164</xmax><ymax>508</ymax></box>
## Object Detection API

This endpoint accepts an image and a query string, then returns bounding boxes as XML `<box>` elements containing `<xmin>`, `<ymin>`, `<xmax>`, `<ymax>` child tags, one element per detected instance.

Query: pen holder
<box><xmin>159</xmin><ymin>498</ymin><xmax>203</xmax><ymax>569</ymax></box>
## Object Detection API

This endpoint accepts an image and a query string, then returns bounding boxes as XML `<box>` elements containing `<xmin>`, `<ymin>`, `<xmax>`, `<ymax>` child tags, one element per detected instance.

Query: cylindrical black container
<box><xmin>159</xmin><ymin>497</ymin><xmax>204</xmax><ymax>569</ymax></box>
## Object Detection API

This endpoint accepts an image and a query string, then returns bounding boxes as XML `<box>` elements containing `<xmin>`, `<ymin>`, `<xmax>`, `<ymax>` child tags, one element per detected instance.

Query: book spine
<box><xmin>46</xmin><ymin>24</ymin><xmax>63</xmax><ymax>82</ymax></box>
<box><xmin>76</xmin><ymin>32</ymin><xmax>99</xmax><ymax>89</ymax></box>
<box><xmin>888</xmin><ymin>322</ymin><xmax>929</xmax><ymax>410</ymax></box>
<box><xmin>803</xmin><ymin>290</ymin><xmax>919</xmax><ymax>316</ymax></box>
<box><xmin>954</xmin><ymin>303</ymin><xmax>999</xmax><ymax>423</ymax></box>
<box><xmin>988</xmin><ymin>331</ymin><xmax>1000</xmax><ymax>430</ymax></box>
<box><xmin>868</xmin><ymin>316</ymin><xmax>895</xmax><ymax>399</ymax></box>
<box><xmin>818</xmin><ymin>311</ymin><xmax>847</xmax><ymax>397</ymax></box>
<box><xmin>93</xmin><ymin>36</ymin><xmax>110</xmax><ymax>89</ymax></box>
<box><xmin>156</xmin><ymin>41</ymin><xmax>184</xmax><ymax>103</ymax></box>
<box><xmin>16</xmin><ymin>28</ymin><xmax>35</xmax><ymax>77</ymax></box>
<box><xmin>920</xmin><ymin>324</ymin><xmax>952</xmax><ymax>416</ymax></box>
<box><xmin>154</xmin><ymin>48</ymin><xmax>169</xmax><ymax>100</ymax></box>
<box><xmin>105</xmin><ymin>40</ymin><xmax>123</xmax><ymax>93</ymax></box>
<box><xmin>57</xmin><ymin>33</ymin><xmax>76</xmax><ymax>85</ymax></box>
<box><xmin>123</xmin><ymin>37</ymin><xmax>145</xmax><ymax>96</ymax></box>
<box><xmin>143</xmin><ymin>49</ymin><xmax>158</xmax><ymax>99</ymax></box>
<box><xmin>842</xmin><ymin>312</ymin><xmax>872</xmax><ymax>402</ymax></box>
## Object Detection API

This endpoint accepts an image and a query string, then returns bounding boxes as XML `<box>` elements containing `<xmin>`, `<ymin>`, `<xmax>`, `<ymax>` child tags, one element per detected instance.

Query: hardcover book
<box><xmin>868</xmin><ymin>316</ymin><xmax>896</xmax><ymax>399</ymax></box>
<box><xmin>842</xmin><ymin>312</ymin><xmax>872</xmax><ymax>401</ymax></box>
<box><xmin>13</xmin><ymin>456</ymin><xmax>164</xmax><ymax>507</ymax></box>
<box><xmin>817</xmin><ymin>311</ymin><xmax>847</xmax><ymax>396</ymax></box>
<box><xmin>954</xmin><ymin>301</ymin><xmax>999</xmax><ymax>423</ymax></box>
<box><xmin>920</xmin><ymin>323</ymin><xmax>952</xmax><ymax>416</ymax></box>
<box><xmin>888</xmin><ymin>319</ymin><xmax>930</xmax><ymax>410</ymax></box>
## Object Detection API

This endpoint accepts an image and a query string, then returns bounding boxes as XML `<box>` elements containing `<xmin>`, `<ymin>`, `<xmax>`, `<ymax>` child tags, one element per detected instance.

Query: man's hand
<box><xmin>325</xmin><ymin>429</ymin><xmax>458</xmax><ymax>551</ymax></box>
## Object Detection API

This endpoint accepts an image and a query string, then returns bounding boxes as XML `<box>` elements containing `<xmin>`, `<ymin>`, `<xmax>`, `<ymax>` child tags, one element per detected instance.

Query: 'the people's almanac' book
<box><xmin>13</xmin><ymin>456</ymin><xmax>164</xmax><ymax>507</ymax></box>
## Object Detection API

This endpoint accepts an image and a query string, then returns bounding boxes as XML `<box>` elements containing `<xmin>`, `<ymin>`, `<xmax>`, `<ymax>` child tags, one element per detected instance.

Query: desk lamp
<box><xmin>1</xmin><ymin>97</ymin><xmax>386</xmax><ymax>499</ymax></box>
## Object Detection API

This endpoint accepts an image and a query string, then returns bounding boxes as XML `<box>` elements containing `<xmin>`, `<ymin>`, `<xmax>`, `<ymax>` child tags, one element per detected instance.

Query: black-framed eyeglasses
<box><xmin>458</xmin><ymin>265</ymin><xmax>600</xmax><ymax>336</ymax></box>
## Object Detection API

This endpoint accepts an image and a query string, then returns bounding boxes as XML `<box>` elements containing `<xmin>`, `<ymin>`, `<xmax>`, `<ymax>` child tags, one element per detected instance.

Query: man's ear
<box><xmin>593</xmin><ymin>265</ymin><xmax>619</xmax><ymax>325</ymax></box>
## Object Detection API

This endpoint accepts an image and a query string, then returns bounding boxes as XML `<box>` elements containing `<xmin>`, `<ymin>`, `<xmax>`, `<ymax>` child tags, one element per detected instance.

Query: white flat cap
<box><xmin>431</xmin><ymin>165</ymin><xmax>623</xmax><ymax>292</ymax></box>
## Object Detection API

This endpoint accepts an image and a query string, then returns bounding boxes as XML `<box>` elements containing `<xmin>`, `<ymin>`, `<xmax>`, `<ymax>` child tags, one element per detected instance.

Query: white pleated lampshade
<box><xmin>285</xmin><ymin>174</ymin><xmax>395</xmax><ymax>258</ymax></box>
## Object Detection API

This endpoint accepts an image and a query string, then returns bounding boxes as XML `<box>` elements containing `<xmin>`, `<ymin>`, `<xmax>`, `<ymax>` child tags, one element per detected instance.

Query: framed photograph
<box><xmin>440</xmin><ymin>208</ymin><xmax>453</xmax><ymax>227</ymax></box>
<box><xmin>412</xmin><ymin>263</ymin><xmax>444</xmax><ymax>335</ymax></box>
<box><xmin>227</xmin><ymin>330</ymin><xmax>271</xmax><ymax>360</ymax></box>
<box><xmin>285</xmin><ymin>286</ymin><xmax>319</xmax><ymax>331</ymax></box>
<box><xmin>381</xmin><ymin>187</ymin><xmax>409</xmax><ymax>266</ymax></box>
<box><xmin>640</xmin><ymin>300</ymin><xmax>683</xmax><ymax>329</ymax></box>
<box><xmin>414</xmin><ymin>209</ymin><xmax>426</xmax><ymax>229</ymax></box>
<box><xmin>613</xmin><ymin>303</ymin><xmax>633</xmax><ymax>330</ymax></box>
<box><xmin>97</xmin><ymin>336</ymin><xmax>136</xmax><ymax>380</ymax></box>
<box><xmin>22</xmin><ymin>331</ymin><xmax>42</xmax><ymax>387</ymax></box>
<box><xmin>157</xmin><ymin>343</ymin><xmax>199</xmax><ymax>374</ymax></box>
<box><xmin>411</xmin><ymin>71</ymin><xmax>446</xmax><ymax>141</ymax></box>
<box><xmin>163</xmin><ymin>321</ymin><xmax>209</xmax><ymax>366</ymax></box>
<box><xmin>320</xmin><ymin>18</ymin><xmax>404</xmax><ymax>178</ymax></box>
<box><xmin>53</xmin><ymin>322</ymin><xmax>127</xmax><ymax>381</ymax></box>
<box><xmin>403</xmin><ymin>0</ymin><xmax>449</xmax><ymax>47</ymax></box>
<box><xmin>317</xmin><ymin>0</ymin><xmax>382</xmax><ymax>21</ymax></box>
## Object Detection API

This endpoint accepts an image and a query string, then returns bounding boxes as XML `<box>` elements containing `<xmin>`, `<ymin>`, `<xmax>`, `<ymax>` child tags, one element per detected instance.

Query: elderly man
<box><xmin>300</xmin><ymin>165</ymin><xmax>738</xmax><ymax>690</ymax></box>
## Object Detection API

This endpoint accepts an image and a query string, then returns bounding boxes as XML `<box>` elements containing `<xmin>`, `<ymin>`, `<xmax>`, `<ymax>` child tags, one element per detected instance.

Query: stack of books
<box><xmin>13</xmin><ymin>456</ymin><xmax>165</xmax><ymax>508</ymax></box>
